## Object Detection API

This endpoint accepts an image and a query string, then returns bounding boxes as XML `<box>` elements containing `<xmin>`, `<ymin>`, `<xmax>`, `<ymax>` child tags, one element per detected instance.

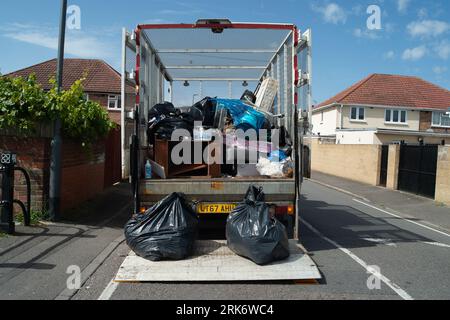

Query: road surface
<box><xmin>72</xmin><ymin>181</ymin><xmax>450</xmax><ymax>300</ymax></box>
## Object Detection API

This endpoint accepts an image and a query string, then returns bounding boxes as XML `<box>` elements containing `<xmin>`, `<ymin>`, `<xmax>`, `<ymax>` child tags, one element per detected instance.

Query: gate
<box><xmin>398</xmin><ymin>144</ymin><xmax>438</xmax><ymax>198</ymax></box>
<box><xmin>379</xmin><ymin>145</ymin><xmax>389</xmax><ymax>187</ymax></box>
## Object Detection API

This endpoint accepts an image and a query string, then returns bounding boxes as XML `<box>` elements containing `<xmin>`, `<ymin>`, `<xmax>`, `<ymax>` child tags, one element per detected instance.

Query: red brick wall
<box><xmin>0</xmin><ymin>136</ymin><xmax>51</xmax><ymax>212</ymax></box>
<box><xmin>0</xmin><ymin>134</ymin><xmax>106</xmax><ymax>215</ymax></box>
<box><xmin>420</xmin><ymin>111</ymin><xmax>450</xmax><ymax>134</ymax></box>
<box><xmin>89</xmin><ymin>93</ymin><xmax>121</xmax><ymax>125</ymax></box>
<box><xmin>60</xmin><ymin>140</ymin><xmax>105</xmax><ymax>212</ymax></box>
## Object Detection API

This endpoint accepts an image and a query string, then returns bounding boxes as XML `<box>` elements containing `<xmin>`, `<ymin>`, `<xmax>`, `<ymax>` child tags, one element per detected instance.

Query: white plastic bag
<box><xmin>256</xmin><ymin>158</ymin><xmax>285</xmax><ymax>177</ymax></box>
<box><xmin>256</xmin><ymin>157</ymin><xmax>295</xmax><ymax>178</ymax></box>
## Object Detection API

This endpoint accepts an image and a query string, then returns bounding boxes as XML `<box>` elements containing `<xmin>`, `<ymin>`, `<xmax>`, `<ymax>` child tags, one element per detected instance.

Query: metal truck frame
<box><xmin>121</xmin><ymin>20</ymin><xmax>312</xmax><ymax>240</ymax></box>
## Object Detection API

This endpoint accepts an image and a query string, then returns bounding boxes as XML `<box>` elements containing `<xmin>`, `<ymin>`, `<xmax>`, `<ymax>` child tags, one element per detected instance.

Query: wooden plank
<box><xmin>115</xmin><ymin>240</ymin><xmax>321</xmax><ymax>282</ymax></box>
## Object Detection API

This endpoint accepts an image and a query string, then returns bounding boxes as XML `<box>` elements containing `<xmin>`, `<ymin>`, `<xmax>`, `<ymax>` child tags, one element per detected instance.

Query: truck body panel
<box><xmin>140</xmin><ymin>178</ymin><xmax>295</xmax><ymax>204</ymax></box>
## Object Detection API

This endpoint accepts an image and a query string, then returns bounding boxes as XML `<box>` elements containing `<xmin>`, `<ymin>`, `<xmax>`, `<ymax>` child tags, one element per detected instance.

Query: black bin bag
<box><xmin>226</xmin><ymin>186</ymin><xmax>290</xmax><ymax>265</ymax></box>
<box><xmin>125</xmin><ymin>193</ymin><xmax>199</xmax><ymax>261</ymax></box>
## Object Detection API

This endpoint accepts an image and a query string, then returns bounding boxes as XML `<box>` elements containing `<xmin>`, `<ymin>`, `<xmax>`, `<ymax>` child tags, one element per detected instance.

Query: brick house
<box><xmin>312</xmin><ymin>74</ymin><xmax>450</xmax><ymax>145</ymax></box>
<box><xmin>7</xmin><ymin>58</ymin><xmax>125</xmax><ymax>125</ymax></box>
<box><xmin>1</xmin><ymin>59</ymin><xmax>129</xmax><ymax>214</ymax></box>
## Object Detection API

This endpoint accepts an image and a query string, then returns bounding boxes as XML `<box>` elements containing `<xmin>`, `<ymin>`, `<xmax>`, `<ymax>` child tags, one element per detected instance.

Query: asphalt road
<box><xmin>73</xmin><ymin>180</ymin><xmax>450</xmax><ymax>300</ymax></box>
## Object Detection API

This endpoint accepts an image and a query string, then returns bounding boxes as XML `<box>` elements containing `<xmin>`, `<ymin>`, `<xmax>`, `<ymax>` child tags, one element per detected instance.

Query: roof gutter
<box><xmin>313</xmin><ymin>102</ymin><xmax>450</xmax><ymax>113</ymax></box>
<box><xmin>344</xmin><ymin>103</ymin><xmax>449</xmax><ymax>113</ymax></box>
<box><xmin>312</xmin><ymin>103</ymin><xmax>337</xmax><ymax>113</ymax></box>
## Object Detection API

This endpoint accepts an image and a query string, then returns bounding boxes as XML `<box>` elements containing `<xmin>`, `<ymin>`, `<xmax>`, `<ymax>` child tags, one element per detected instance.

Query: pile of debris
<box><xmin>146</xmin><ymin>78</ymin><xmax>294</xmax><ymax>179</ymax></box>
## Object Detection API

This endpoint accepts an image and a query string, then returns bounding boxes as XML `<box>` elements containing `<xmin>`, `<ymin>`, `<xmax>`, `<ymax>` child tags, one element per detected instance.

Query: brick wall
<box><xmin>89</xmin><ymin>93</ymin><xmax>121</xmax><ymax>125</ymax></box>
<box><xmin>311</xmin><ymin>139</ymin><xmax>382</xmax><ymax>186</ymax></box>
<box><xmin>1</xmin><ymin>135</ymin><xmax>51</xmax><ymax>212</ymax></box>
<box><xmin>60</xmin><ymin>140</ymin><xmax>105</xmax><ymax>212</ymax></box>
<box><xmin>436</xmin><ymin>146</ymin><xmax>450</xmax><ymax>206</ymax></box>
<box><xmin>0</xmin><ymin>133</ymin><xmax>106</xmax><ymax>215</ymax></box>
<box><xmin>420</xmin><ymin>111</ymin><xmax>450</xmax><ymax>134</ymax></box>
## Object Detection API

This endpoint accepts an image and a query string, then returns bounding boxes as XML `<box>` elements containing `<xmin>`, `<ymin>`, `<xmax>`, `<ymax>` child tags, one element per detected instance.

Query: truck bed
<box><xmin>140</xmin><ymin>177</ymin><xmax>296</xmax><ymax>204</ymax></box>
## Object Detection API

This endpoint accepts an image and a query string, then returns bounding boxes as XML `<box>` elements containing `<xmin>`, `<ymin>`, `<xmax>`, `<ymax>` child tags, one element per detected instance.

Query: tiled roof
<box><xmin>316</xmin><ymin>74</ymin><xmax>450</xmax><ymax>111</ymax></box>
<box><xmin>6</xmin><ymin>59</ymin><xmax>126</xmax><ymax>94</ymax></box>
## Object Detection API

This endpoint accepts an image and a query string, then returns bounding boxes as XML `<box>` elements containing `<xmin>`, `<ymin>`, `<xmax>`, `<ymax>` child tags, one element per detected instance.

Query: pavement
<box><xmin>1</xmin><ymin>175</ymin><xmax>449</xmax><ymax>300</ymax></box>
<box><xmin>310</xmin><ymin>171</ymin><xmax>450</xmax><ymax>232</ymax></box>
<box><xmin>0</xmin><ymin>183</ymin><xmax>131</xmax><ymax>300</ymax></box>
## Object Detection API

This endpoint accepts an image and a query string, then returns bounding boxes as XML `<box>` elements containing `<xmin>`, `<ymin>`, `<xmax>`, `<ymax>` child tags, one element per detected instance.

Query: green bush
<box><xmin>0</xmin><ymin>74</ymin><xmax>116</xmax><ymax>144</ymax></box>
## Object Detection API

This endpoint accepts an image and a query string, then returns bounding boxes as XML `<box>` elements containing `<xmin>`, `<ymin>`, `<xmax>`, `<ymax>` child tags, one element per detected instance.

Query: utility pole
<box><xmin>49</xmin><ymin>0</ymin><xmax>67</xmax><ymax>221</ymax></box>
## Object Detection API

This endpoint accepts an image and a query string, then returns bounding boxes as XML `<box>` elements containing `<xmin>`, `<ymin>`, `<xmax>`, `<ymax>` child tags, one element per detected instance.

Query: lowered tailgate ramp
<box><xmin>115</xmin><ymin>240</ymin><xmax>321</xmax><ymax>282</ymax></box>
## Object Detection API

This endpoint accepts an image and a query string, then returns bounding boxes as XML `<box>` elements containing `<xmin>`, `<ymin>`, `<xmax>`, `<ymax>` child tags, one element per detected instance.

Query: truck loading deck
<box><xmin>116</xmin><ymin>240</ymin><xmax>321</xmax><ymax>282</ymax></box>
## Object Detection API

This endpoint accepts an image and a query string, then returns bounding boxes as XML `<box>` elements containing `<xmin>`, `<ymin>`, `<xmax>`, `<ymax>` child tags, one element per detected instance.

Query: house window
<box><xmin>350</xmin><ymin>107</ymin><xmax>365</xmax><ymax>121</ymax></box>
<box><xmin>321</xmin><ymin>111</ymin><xmax>324</xmax><ymax>123</ymax></box>
<box><xmin>385</xmin><ymin>109</ymin><xmax>407</xmax><ymax>124</ymax></box>
<box><xmin>432</xmin><ymin>112</ymin><xmax>450</xmax><ymax>127</ymax></box>
<box><xmin>108</xmin><ymin>95</ymin><xmax>121</xmax><ymax>110</ymax></box>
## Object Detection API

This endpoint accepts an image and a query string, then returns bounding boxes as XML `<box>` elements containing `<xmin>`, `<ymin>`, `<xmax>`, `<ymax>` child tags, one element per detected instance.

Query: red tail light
<box><xmin>275</xmin><ymin>205</ymin><xmax>295</xmax><ymax>216</ymax></box>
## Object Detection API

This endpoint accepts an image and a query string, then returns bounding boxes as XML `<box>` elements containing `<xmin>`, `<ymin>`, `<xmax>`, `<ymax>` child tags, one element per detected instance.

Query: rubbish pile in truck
<box><xmin>145</xmin><ymin>78</ymin><xmax>294</xmax><ymax>180</ymax></box>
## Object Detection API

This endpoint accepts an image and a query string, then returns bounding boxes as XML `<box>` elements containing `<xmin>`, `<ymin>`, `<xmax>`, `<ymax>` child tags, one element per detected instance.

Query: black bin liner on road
<box><xmin>125</xmin><ymin>193</ymin><xmax>199</xmax><ymax>261</ymax></box>
<box><xmin>226</xmin><ymin>186</ymin><xmax>290</xmax><ymax>265</ymax></box>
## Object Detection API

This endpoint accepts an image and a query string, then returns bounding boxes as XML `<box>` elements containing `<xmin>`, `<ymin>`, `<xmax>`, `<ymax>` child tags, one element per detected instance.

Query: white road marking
<box><xmin>98</xmin><ymin>279</ymin><xmax>119</xmax><ymax>300</ymax></box>
<box><xmin>353</xmin><ymin>199</ymin><xmax>450</xmax><ymax>238</ymax></box>
<box><xmin>423</xmin><ymin>242</ymin><xmax>450</xmax><ymax>249</ymax></box>
<box><xmin>362</xmin><ymin>238</ymin><xmax>398</xmax><ymax>247</ymax></box>
<box><xmin>362</xmin><ymin>238</ymin><xmax>450</xmax><ymax>249</ymax></box>
<box><xmin>301</xmin><ymin>219</ymin><xmax>414</xmax><ymax>300</ymax></box>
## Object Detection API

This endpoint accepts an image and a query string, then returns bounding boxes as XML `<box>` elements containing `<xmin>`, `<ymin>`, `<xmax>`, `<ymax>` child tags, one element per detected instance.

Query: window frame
<box><xmin>350</xmin><ymin>107</ymin><xmax>366</xmax><ymax>122</ymax></box>
<box><xmin>432</xmin><ymin>111</ymin><xmax>450</xmax><ymax>128</ymax></box>
<box><xmin>108</xmin><ymin>95</ymin><xmax>121</xmax><ymax>111</ymax></box>
<box><xmin>385</xmin><ymin>109</ymin><xmax>408</xmax><ymax>125</ymax></box>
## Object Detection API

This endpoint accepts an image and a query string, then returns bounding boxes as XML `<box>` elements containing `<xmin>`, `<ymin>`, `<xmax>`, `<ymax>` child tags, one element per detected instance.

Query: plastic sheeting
<box><xmin>226</xmin><ymin>186</ymin><xmax>290</xmax><ymax>265</ymax></box>
<box><xmin>213</xmin><ymin>98</ymin><xmax>270</xmax><ymax>131</ymax></box>
<box><xmin>125</xmin><ymin>193</ymin><xmax>199</xmax><ymax>261</ymax></box>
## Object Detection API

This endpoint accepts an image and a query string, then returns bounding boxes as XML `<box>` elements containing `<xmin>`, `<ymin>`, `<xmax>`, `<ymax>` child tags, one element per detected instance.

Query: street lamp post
<box><xmin>49</xmin><ymin>0</ymin><xmax>67</xmax><ymax>221</ymax></box>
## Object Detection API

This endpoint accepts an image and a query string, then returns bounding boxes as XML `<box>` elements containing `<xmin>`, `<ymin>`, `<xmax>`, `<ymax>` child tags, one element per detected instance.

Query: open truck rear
<box><xmin>120</xmin><ymin>19</ymin><xmax>312</xmax><ymax>240</ymax></box>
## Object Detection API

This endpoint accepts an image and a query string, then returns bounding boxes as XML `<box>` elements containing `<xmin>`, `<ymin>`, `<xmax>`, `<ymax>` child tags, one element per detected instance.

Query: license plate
<box><xmin>197</xmin><ymin>203</ymin><xmax>238</xmax><ymax>214</ymax></box>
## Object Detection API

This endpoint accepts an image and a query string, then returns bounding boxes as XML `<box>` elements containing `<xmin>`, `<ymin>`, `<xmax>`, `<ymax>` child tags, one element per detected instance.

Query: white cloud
<box><xmin>433</xmin><ymin>66</ymin><xmax>447</xmax><ymax>75</ymax></box>
<box><xmin>434</xmin><ymin>41</ymin><xmax>450</xmax><ymax>60</ymax></box>
<box><xmin>397</xmin><ymin>0</ymin><xmax>411</xmax><ymax>13</ymax></box>
<box><xmin>407</xmin><ymin>20</ymin><xmax>450</xmax><ymax>38</ymax></box>
<box><xmin>312</xmin><ymin>3</ymin><xmax>347</xmax><ymax>24</ymax></box>
<box><xmin>383</xmin><ymin>51</ymin><xmax>395</xmax><ymax>60</ymax></box>
<box><xmin>402</xmin><ymin>46</ymin><xmax>427</xmax><ymax>61</ymax></box>
<box><xmin>1</xmin><ymin>24</ymin><xmax>117</xmax><ymax>61</ymax></box>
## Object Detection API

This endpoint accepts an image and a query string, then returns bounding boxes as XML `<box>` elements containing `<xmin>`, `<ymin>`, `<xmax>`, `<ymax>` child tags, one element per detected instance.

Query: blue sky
<box><xmin>0</xmin><ymin>0</ymin><xmax>449</xmax><ymax>104</ymax></box>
